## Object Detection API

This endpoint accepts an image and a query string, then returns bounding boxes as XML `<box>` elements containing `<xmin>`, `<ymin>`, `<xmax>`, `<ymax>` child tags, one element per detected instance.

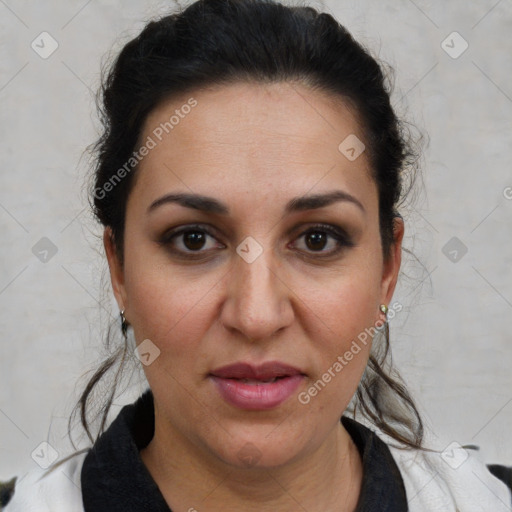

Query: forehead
<box><xmin>132</xmin><ymin>81</ymin><xmax>375</xmax><ymax>210</ymax></box>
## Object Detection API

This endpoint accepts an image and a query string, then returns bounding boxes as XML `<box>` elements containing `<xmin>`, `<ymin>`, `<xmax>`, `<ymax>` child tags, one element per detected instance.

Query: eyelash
<box><xmin>159</xmin><ymin>223</ymin><xmax>354</xmax><ymax>259</ymax></box>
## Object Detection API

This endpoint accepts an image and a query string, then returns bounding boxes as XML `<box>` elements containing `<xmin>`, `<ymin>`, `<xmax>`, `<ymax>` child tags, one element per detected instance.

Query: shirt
<box><xmin>4</xmin><ymin>390</ymin><xmax>511</xmax><ymax>511</ymax></box>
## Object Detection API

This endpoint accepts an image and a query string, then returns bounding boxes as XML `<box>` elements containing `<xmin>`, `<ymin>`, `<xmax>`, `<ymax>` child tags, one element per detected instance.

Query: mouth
<box><xmin>209</xmin><ymin>361</ymin><xmax>305</xmax><ymax>410</ymax></box>
<box><xmin>210</xmin><ymin>361</ymin><xmax>304</xmax><ymax>379</ymax></box>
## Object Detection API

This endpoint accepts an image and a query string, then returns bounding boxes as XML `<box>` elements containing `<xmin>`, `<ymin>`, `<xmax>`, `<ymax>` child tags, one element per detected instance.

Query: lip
<box><xmin>210</xmin><ymin>361</ymin><xmax>304</xmax><ymax>380</ymax></box>
<box><xmin>209</xmin><ymin>361</ymin><xmax>305</xmax><ymax>410</ymax></box>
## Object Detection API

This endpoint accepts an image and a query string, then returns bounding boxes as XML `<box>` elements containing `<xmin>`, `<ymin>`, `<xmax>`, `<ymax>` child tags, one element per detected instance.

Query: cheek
<box><xmin>123</xmin><ymin>244</ymin><xmax>221</xmax><ymax>355</ymax></box>
<box><xmin>296</xmin><ymin>258</ymin><xmax>382</xmax><ymax>342</ymax></box>
<box><xmin>127</xmin><ymin>275</ymin><xmax>201</xmax><ymax>341</ymax></box>
<box><xmin>299</xmin><ymin>291</ymin><xmax>377</xmax><ymax>418</ymax></box>
<box><xmin>335</xmin><ymin>279</ymin><xmax>381</xmax><ymax>341</ymax></box>
<box><xmin>293</xmin><ymin>258</ymin><xmax>382</xmax><ymax>401</ymax></box>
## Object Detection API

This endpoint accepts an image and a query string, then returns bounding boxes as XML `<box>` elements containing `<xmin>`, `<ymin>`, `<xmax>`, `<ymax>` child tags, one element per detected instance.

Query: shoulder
<box><xmin>387</xmin><ymin>442</ymin><xmax>512</xmax><ymax>511</ymax></box>
<box><xmin>2</xmin><ymin>450</ymin><xmax>87</xmax><ymax>512</ymax></box>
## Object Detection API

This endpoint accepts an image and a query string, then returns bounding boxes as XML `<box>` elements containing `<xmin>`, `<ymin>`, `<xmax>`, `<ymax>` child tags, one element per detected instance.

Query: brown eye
<box><xmin>159</xmin><ymin>224</ymin><xmax>225</xmax><ymax>257</ymax></box>
<box><xmin>182</xmin><ymin>230</ymin><xmax>207</xmax><ymax>251</ymax></box>
<box><xmin>305</xmin><ymin>232</ymin><xmax>328</xmax><ymax>251</ymax></box>
<box><xmin>292</xmin><ymin>224</ymin><xmax>354</xmax><ymax>257</ymax></box>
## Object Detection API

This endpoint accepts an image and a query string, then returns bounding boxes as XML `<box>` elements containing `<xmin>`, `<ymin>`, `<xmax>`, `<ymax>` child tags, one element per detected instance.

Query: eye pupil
<box><xmin>306</xmin><ymin>232</ymin><xmax>327</xmax><ymax>251</ymax></box>
<box><xmin>183</xmin><ymin>231</ymin><xmax>206</xmax><ymax>250</ymax></box>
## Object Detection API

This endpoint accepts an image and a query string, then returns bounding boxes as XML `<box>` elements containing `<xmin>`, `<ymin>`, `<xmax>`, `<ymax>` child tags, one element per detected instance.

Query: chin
<box><xmin>206</xmin><ymin>425</ymin><xmax>312</xmax><ymax>471</ymax></box>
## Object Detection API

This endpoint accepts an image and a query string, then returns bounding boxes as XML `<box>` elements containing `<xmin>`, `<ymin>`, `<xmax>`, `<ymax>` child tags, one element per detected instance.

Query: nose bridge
<box><xmin>222</xmin><ymin>243</ymin><xmax>293</xmax><ymax>340</ymax></box>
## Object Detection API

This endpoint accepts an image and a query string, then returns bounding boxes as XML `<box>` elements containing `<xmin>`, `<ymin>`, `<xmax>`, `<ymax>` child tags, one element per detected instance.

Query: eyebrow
<box><xmin>147</xmin><ymin>190</ymin><xmax>365</xmax><ymax>215</ymax></box>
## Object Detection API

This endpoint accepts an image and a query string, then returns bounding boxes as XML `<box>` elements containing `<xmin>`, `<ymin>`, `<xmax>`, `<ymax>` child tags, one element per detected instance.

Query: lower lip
<box><xmin>210</xmin><ymin>375</ymin><xmax>304</xmax><ymax>410</ymax></box>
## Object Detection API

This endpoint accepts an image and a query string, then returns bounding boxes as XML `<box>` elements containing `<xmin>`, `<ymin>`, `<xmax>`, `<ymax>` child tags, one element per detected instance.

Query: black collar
<box><xmin>81</xmin><ymin>390</ymin><xmax>408</xmax><ymax>511</ymax></box>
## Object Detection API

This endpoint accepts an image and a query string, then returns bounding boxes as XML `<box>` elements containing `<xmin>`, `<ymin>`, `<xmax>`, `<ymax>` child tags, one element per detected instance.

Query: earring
<box><xmin>120</xmin><ymin>309</ymin><xmax>129</xmax><ymax>337</ymax></box>
<box><xmin>375</xmin><ymin>304</ymin><xmax>388</xmax><ymax>333</ymax></box>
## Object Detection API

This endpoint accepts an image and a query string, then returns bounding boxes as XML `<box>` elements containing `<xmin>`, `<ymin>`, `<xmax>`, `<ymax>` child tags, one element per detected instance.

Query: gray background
<box><xmin>1</xmin><ymin>0</ymin><xmax>511</xmax><ymax>479</ymax></box>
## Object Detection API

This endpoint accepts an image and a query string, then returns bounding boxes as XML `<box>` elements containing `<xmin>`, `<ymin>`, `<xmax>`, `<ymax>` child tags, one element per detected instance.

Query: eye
<box><xmin>291</xmin><ymin>224</ymin><xmax>354</xmax><ymax>256</ymax></box>
<box><xmin>159</xmin><ymin>224</ymin><xmax>225</xmax><ymax>256</ymax></box>
<box><xmin>159</xmin><ymin>223</ymin><xmax>353</xmax><ymax>259</ymax></box>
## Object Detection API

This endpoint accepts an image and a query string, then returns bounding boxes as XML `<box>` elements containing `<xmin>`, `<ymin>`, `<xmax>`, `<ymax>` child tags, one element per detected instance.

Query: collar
<box><xmin>81</xmin><ymin>390</ymin><xmax>408</xmax><ymax>511</ymax></box>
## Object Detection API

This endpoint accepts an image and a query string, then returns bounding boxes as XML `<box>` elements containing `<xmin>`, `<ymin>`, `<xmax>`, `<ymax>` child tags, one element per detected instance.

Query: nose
<box><xmin>220</xmin><ymin>248</ymin><xmax>295</xmax><ymax>342</ymax></box>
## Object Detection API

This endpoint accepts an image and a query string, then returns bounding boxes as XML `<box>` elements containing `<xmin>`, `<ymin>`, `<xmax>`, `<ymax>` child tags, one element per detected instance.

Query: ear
<box><xmin>103</xmin><ymin>227</ymin><xmax>127</xmax><ymax>312</ymax></box>
<box><xmin>380</xmin><ymin>216</ymin><xmax>404</xmax><ymax>307</ymax></box>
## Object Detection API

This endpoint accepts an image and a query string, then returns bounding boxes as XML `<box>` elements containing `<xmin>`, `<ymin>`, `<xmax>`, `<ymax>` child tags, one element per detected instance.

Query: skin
<box><xmin>104</xmin><ymin>81</ymin><xmax>404</xmax><ymax>511</ymax></box>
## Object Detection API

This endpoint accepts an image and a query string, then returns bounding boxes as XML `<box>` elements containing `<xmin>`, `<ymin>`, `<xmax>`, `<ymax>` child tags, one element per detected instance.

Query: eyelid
<box><xmin>298</xmin><ymin>223</ymin><xmax>352</xmax><ymax>241</ymax></box>
<box><xmin>159</xmin><ymin>224</ymin><xmax>224</xmax><ymax>245</ymax></box>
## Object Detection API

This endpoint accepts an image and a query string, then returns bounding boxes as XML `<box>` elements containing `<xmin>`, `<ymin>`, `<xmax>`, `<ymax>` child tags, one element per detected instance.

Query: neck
<box><xmin>140</xmin><ymin>413</ymin><xmax>363</xmax><ymax>512</ymax></box>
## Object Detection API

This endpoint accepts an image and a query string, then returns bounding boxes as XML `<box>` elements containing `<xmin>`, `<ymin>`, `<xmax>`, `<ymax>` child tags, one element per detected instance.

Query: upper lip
<box><xmin>210</xmin><ymin>361</ymin><xmax>304</xmax><ymax>380</ymax></box>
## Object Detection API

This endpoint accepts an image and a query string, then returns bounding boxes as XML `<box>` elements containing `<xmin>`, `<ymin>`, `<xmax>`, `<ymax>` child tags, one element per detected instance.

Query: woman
<box><xmin>3</xmin><ymin>0</ymin><xmax>511</xmax><ymax>510</ymax></box>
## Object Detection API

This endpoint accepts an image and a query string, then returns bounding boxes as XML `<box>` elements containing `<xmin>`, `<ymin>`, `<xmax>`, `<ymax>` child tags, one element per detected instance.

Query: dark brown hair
<box><xmin>71</xmin><ymin>0</ymin><xmax>424</xmax><ymax>450</ymax></box>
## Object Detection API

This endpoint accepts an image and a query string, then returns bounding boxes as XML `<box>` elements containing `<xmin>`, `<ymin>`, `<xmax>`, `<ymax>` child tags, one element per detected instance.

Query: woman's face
<box><xmin>105</xmin><ymin>81</ymin><xmax>403</xmax><ymax>469</ymax></box>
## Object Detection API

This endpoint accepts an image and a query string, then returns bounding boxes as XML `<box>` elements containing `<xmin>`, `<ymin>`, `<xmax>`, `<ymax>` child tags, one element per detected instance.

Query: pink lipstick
<box><xmin>209</xmin><ymin>361</ymin><xmax>305</xmax><ymax>410</ymax></box>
